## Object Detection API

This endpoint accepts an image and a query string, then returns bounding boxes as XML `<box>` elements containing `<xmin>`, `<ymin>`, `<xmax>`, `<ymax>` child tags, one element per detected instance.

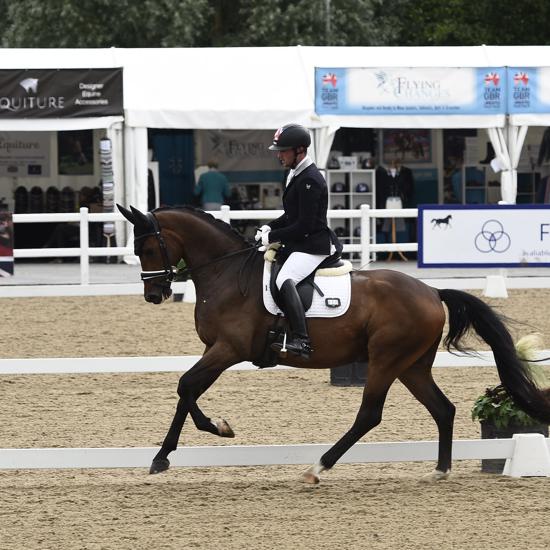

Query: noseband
<box><xmin>134</xmin><ymin>212</ymin><xmax>260</xmax><ymax>289</ymax></box>
<box><xmin>134</xmin><ymin>212</ymin><xmax>176</xmax><ymax>283</ymax></box>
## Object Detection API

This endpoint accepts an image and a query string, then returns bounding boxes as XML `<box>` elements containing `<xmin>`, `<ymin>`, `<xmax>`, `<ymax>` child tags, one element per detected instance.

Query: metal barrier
<box><xmin>12</xmin><ymin>205</ymin><xmax>419</xmax><ymax>284</ymax></box>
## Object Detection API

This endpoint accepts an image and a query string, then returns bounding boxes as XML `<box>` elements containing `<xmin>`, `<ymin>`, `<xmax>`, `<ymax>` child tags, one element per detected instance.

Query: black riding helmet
<box><xmin>268</xmin><ymin>124</ymin><xmax>311</xmax><ymax>151</ymax></box>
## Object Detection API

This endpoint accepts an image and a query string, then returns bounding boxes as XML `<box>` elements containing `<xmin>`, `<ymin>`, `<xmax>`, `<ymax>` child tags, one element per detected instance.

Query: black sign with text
<box><xmin>0</xmin><ymin>68</ymin><xmax>123</xmax><ymax>118</ymax></box>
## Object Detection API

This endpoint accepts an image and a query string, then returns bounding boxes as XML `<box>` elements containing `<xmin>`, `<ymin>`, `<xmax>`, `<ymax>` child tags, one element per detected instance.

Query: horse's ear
<box><xmin>129</xmin><ymin>205</ymin><xmax>151</xmax><ymax>230</ymax></box>
<box><xmin>117</xmin><ymin>204</ymin><xmax>135</xmax><ymax>225</ymax></box>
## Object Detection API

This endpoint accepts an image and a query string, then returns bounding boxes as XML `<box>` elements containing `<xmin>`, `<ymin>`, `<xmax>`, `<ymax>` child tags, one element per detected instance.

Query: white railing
<box><xmin>0</xmin><ymin>353</ymin><xmax>548</xmax><ymax>475</ymax></box>
<box><xmin>5</xmin><ymin>349</ymin><xmax>550</xmax><ymax>375</ymax></box>
<box><xmin>12</xmin><ymin>205</ymin><xmax>418</xmax><ymax>285</ymax></box>
<box><xmin>0</xmin><ymin>438</ymin><xmax>529</xmax><ymax>470</ymax></box>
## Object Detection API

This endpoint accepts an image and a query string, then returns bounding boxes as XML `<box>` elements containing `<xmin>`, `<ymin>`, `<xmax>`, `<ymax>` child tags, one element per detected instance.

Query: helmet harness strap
<box><xmin>289</xmin><ymin>146</ymin><xmax>305</xmax><ymax>169</ymax></box>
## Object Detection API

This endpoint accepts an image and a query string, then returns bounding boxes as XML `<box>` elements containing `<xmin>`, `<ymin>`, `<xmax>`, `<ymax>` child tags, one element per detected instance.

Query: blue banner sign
<box><xmin>507</xmin><ymin>67</ymin><xmax>550</xmax><ymax>113</ymax></box>
<box><xmin>418</xmin><ymin>204</ymin><xmax>550</xmax><ymax>267</ymax></box>
<box><xmin>315</xmin><ymin>67</ymin><xmax>506</xmax><ymax>116</ymax></box>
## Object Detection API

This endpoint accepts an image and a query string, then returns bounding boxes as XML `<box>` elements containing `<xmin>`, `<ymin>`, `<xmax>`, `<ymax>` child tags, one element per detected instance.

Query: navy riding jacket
<box><xmin>268</xmin><ymin>163</ymin><xmax>342</xmax><ymax>257</ymax></box>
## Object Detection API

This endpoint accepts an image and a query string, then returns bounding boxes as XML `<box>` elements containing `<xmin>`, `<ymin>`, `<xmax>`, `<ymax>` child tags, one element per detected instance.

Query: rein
<box><xmin>137</xmin><ymin>211</ymin><xmax>260</xmax><ymax>296</ymax></box>
<box><xmin>175</xmin><ymin>245</ymin><xmax>259</xmax><ymax>279</ymax></box>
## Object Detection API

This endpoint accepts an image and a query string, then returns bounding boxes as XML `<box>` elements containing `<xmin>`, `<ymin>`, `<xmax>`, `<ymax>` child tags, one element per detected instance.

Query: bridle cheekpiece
<box><xmin>134</xmin><ymin>212</ymin><xmax>176</xmax><ymax>283</ymax></box>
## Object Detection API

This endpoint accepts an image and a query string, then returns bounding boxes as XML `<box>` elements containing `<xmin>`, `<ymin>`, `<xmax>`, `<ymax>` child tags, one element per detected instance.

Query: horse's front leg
<box><xmin>178</xmin><ymin>364</ymin><xmax>237</xmax><ymax>439</ymax></box>
<box><xmin>150</xmin><ymin>344</ymin><xmax>238</xmax><ymax>474</ymax></box>
<box><xmin>150</xmin><ymin>398</ymin><xmax>189</xmax><ymax>474</ymax></box>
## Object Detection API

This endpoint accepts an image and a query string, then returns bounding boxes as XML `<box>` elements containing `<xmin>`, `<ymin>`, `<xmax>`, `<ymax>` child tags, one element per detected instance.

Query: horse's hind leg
<box><xmin>399</xmin><ymin>342</ymin><xmax>456</xmax><ymax>481</ymax></box>
<box><xmin>303</xmin><ymin>328</ymin><xmax>445</xmax><ymax>484</ymax></box>
<box><xmin>303</xmin><ymin>378</ymin><xmax>392</xmax><ymax>484</ymax></box>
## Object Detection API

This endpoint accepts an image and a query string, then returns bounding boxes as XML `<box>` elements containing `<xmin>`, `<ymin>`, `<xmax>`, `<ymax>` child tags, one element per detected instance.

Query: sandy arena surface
<box><xmin>1</xmin><ymin>289</ymin><xmax>550</xmax><ymax>549</ymax></box>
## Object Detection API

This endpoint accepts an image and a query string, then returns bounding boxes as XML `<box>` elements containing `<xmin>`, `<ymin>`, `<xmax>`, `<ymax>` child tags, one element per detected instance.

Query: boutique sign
<box><xmin>0</xmin><ymin>131</ymin><xmax>50</xmax><ymax>177</ymax></box>
<box><xmin>0</xmin><ymin>68</ymin><xmax>123</xmax><ymax>118</ymax></box>
<box><xmin>315</xmin><ymin>67</ymin><xmax>506</xmax><ymax>116</ymax></box>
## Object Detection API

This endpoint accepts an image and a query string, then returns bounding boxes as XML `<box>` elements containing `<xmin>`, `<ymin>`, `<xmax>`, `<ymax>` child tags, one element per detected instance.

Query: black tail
<box><xmin>438</xmin><ymin>288</ymin><xmax>550</xmax><ymax>424</ymax></box>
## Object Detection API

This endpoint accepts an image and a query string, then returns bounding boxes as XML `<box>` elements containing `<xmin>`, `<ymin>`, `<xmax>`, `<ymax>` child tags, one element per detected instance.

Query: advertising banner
<box><xmin>507</xmin><ymin>66</ymin><xmax>550</xmax><ymax>113</ymax></box>
<box><xmin>0</xmin><ymin>68</ymin><xmax>123</xmax><ymax>118</ymax></box>
<box><xmin>418</xmin><ymin>205</ymin><xmax>550</xmax><ymax>267</ymax></box>
<box><xmin>315</xmin><ymin>67</ymin><xmax>506</xmax><ymax>116</ymax></box>
<box><xmin>0</xmin><ymin>212</ymin><xmax>14</xmax><ymax>276</ymax></box>
<box><xmin>0</xmin><ymin>131</ymin><xmax>50</xmax><ymax>177</ymax></box>
<box><xmin>195</xmin><ymin>130</ymin><xmax>281</xmax><ymax>173</ymax></box>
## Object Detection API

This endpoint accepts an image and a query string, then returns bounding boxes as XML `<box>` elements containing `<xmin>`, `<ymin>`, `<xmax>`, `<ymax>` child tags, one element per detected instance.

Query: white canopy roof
<box><xmin>1</xmin><ymin>45</ymin><xmax>550</xmax><ymax>130</ymax></box>
<box><xmin>118</xmin><ymin>44</ymin><xmax>550</xmax><ymax>130</ymax></box>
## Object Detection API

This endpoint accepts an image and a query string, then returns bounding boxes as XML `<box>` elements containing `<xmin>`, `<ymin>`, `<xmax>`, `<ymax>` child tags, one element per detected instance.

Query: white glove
<box><xmin>261</xmin><ymin>230</ymin><xmax>270</xmax><ymax>246</ymax></box>
<box><xmin>255</xmin><ymin>225</ymin><xmax>271</xmax><ymax>242</ymax></box>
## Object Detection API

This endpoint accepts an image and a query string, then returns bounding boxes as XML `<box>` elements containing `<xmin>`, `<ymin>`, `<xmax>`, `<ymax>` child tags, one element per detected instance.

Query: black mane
<box><xmin>153</xmin><ymin>205</ymin><xmax>249</xmax><ymax>246</ymax></box>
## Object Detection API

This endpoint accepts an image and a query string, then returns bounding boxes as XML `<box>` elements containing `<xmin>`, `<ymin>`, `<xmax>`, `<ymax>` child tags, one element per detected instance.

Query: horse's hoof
<box><xmin>302</xmin><ymin>461</ymin><xmax>325</xmax><ymax>484</ymax></box>
<box><xmin>302</xmin><ymin>471</ymin><xmax>320</xmax><ymax>484</ymax></box>
<box><xmin>420</xmin><ymin>469</ymin><xmax>450</xmax><ymax>483</ymax></box>
<box><xmin>213</xmin><ymin>418</ymin><xmax>235</xmax><ymax>438</ymax></box>
<box><xmin>149</xmin><ymin>458</ymin><xmax>170</xmax><ymax>474</ymax></box>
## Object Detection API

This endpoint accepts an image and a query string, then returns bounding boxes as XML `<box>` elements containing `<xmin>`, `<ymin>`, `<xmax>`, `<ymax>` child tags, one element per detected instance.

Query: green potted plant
<box><xmin>471</xmin><ymin>335</ymin><xmax>549</xmax><ymax>473</ymax></box>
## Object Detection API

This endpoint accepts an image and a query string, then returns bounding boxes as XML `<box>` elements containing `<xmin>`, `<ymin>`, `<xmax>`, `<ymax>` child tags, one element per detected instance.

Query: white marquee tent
<box><xmin>2</xmin><ymin>45</ymin><xmax>550</xmax><ymax>214</ymax></box>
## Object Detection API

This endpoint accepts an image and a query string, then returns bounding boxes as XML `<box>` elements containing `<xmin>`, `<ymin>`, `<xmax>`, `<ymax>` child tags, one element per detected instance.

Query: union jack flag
<box><xmin>322</xmin><ymin>73</ymin><xmax>338</xmax><ymax>88</ymax></box>
<box><xmin>514</xmin><ymin>71</ymin><xmax>529</xmax><ymax>86</ymax></box>
<box><xmin>484</xmin><ymin>72</ymin><xmax>500</xmax><ymax>86</ymax></box>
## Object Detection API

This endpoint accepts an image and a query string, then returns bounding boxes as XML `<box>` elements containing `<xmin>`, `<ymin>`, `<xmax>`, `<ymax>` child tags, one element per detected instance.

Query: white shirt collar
<box><xmin>286</xmin><ymin>155</ymin><xmax>313</xmax><ymax>186</ymax></box>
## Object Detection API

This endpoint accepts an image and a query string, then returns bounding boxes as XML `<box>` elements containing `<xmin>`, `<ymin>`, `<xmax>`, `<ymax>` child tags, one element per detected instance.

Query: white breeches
<box><xmin>276</xmin><ymin>251</ymin><xmax>329</xmax><ymax>289</ymax></box>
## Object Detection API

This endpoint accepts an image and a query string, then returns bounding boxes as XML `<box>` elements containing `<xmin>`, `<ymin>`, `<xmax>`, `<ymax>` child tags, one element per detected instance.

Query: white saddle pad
<box><xmin>262</xmin><ymin>261</ymin><xmax>351</xmax><ymax>318</ymax></box>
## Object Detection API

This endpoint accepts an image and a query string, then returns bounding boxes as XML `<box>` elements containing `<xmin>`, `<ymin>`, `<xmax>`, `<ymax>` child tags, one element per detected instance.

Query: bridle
<box><xmin>134</xmin><ymin>212</ymin><xmax>176</xmax><ymax>283</ymax></box>
<box><xmin>134</xmin><ymin>212</ymin><xmax>260</xmax><ymax>292</ymax></box>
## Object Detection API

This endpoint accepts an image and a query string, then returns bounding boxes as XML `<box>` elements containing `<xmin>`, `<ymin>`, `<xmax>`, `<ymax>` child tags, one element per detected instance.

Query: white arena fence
<box><xmin>1</xmin><ymin>352</ymin><xmax>550</xmax><ymax>476</ymax></box>
<box><xmin>2</xmin><ymin>438</ymin><xmax>548</xmax><ymax>475</ymax></box>
<box><xmin>2</xmin><ymin>350</ymin><xmax>550</xmax><ymax>375</ymax></box>
<box><xmin>11</xmin><ymin>205</ymin><xmax>416</xmax><ymax>285</ymax></box>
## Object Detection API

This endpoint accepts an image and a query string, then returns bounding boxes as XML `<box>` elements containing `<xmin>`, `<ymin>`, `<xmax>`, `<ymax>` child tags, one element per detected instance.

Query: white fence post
<box><xmin>79</xmin><ymin>207</ymin><xmax>90</xmax><ymax>285</ymax></box>
<box><xmin>220</xmin><ymin>204</ymin><xmax>231</xmax><ymax>224</ymax></box>
<box><xmin>360</xmin><ymin>204</ymin><xmax>371</xmax><ymax>267</ymax></box>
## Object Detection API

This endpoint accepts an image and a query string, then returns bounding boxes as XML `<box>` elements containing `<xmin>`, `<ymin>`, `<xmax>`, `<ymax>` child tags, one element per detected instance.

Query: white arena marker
<box><xmin>184</xmin><ymin>280</ymin><xmax>196</xmax><ymax>303</ymax></box>
<box><xmin>503</xmin><ymin>434</ymin><xmax>550</xmax><ymax>477</ymax></box>
<box><xmin>483</xmin><ymin>275</ymin><xmax>508</xmax><ymax>298</ymax></box>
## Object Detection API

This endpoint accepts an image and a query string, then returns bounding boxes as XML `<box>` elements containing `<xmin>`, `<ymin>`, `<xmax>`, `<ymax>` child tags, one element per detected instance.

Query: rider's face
<box><xmin>277</xmin><ymin>148</ymin><xmax>296</xmax><ymax>169</ymax></box>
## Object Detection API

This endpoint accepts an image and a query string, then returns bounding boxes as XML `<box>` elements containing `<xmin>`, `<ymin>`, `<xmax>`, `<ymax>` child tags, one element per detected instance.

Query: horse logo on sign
<box><xmin>19</xmin><ymin>78</ymin><xmax>38</xmax><ymax>94</ymax></box>
<box><xmin>431</xmin><ymin>214</ymin><xmax>452</xmax><ymax>229</ymax></box>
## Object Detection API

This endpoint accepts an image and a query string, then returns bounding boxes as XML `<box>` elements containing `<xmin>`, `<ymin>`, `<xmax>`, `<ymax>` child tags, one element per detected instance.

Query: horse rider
<box><xmin>255</xmin><ymin>123</ymin><xmax>343</xmax><ymax>359</ymax></box>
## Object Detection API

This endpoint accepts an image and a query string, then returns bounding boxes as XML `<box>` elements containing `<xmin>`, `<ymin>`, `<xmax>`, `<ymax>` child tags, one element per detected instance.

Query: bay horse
<box><xmin>117</xmin><ymin>204</ymin><xmax>550</xmax><ymax>483</ymax></box>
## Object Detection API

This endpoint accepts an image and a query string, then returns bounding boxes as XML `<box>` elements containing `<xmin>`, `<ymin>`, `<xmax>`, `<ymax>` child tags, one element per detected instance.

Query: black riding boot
<box><xmin>271</xmin><ymin>279</ymin><xmax>313</xmax><ymax>359</ymax></box>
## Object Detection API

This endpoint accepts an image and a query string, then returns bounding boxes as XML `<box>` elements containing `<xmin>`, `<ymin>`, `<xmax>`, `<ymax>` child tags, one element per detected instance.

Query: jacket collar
<box><xmin>285</xmin><ymin>155</ymin><xmax>313</xmax><ymax>186</ymax></box>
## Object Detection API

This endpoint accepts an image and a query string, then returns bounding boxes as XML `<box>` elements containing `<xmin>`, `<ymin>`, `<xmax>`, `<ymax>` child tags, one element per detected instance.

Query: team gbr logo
<box><xmin>0</xmin><ymin>77</ymin><xmax>65</xmax><ymax>112</ymax></box>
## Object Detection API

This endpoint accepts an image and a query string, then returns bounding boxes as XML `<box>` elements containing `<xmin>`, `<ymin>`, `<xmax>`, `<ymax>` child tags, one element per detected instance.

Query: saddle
<box><xmin>268</xmin><ymin>254</ymin><xmax>346</xmax><ymax>313</ymax></box>
<box><xmin>263</xmin><ymin>247</ymin><xmax>352</xmax><ymax>316</ymax></box>
<box><xmin>254</xmin><ymin>249</ymin><xmax>352</xmax><ymax>369</ymax></box>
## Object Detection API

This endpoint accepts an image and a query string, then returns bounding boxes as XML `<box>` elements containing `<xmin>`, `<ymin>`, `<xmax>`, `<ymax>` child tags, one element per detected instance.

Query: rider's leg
<box><xmin>271</xmin><ymin>252</ymin><xmax>327</xmax><ymax>359</ymax></box>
